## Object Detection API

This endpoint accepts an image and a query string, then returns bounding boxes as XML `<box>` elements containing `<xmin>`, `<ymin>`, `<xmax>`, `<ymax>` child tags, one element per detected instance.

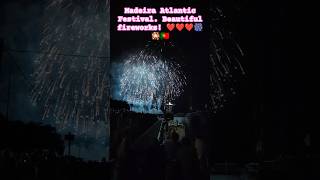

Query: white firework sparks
<box><xmin>31</xmin><ymin>0</ymin><xmax>110</xmax><ymax>133</ymax></box>
<box><xmin>116</xmin><ymin>45</ymin><xmax>186</xmax><ymax>113</ymax></box>
<box><xmin>31</xmin><ymin>0</ymin><xmax>245</xmax><ymax>127</ymax></box>
<box><xmin>208</xmin><ymin>6</ymin><xmax>245</xmax><ymax>113</ymax></box>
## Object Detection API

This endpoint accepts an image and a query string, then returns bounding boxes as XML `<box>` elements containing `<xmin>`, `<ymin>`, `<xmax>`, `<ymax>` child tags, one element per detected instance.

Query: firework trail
<box><xmin>113</xmin><ymin>42</ymin><xmax>187</xmax><ymax>113</ymax></box>
<box><xmin>31</xmin><ymin>0</ymin><xmax>110</xmax><ymax>134</ymax></box>
<box><xmin>208</xmin><ymin>6</ymin><xmax>245</xmax><ymax>113</ymax></box>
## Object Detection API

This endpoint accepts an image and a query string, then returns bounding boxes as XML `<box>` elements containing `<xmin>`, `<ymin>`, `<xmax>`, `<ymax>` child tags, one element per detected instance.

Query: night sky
<box><xmin>111</xmin><ymin>0</ymin><xmax>210</xmax><ymax>113</ymax></box>
<box><xmin>1</xmin><ymin>0</ymin><xmax>312</xmax><ymax>162</ymax></box>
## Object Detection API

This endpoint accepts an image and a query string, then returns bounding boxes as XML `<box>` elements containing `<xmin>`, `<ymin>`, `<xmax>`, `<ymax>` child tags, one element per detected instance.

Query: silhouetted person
<box><xmin>113</xmin><ymin>128</ymin><xmax>132</xmax><ymax>180</ymax></box>
<box><xmin>177</xmin><ymin>137</ymin><xmax>198</xmax><ymax>180</ymax></box>
<box><xmin>164</xmin><ymin>130</ymin><xmax>180</xmax><ymax>180</ymax></box>
<box><xmin>145</xmin><ymin>138</ymin><xmax>165</xmax><ymax>180</ymax></box>
<box><xmin>194</xmin><ymin>137</ymin><xmax>209</xmax><ymax>180</ymax></box>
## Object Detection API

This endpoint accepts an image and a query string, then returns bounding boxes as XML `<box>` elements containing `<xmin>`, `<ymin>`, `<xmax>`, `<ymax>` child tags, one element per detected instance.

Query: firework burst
<box><xmin>31</xmin><ymin>0</ymin><xmax>245</xmax><ymax>128</ymax></box>
<box><xmin>31</xmin><ymin>0</ymin><xmax>110</xmax><ymax>134</ymax></box>
<box><xmin>114</xmin><ymin>42</ymin><xmax>187</xmax><ymax>113</ymax></box>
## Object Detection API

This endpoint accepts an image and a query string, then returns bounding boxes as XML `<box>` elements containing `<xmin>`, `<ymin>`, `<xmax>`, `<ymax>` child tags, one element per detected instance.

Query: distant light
<box><xmin>167</xmin><ymin>102</ymin><xmax>174</xmax><ymax>106</ymax></box>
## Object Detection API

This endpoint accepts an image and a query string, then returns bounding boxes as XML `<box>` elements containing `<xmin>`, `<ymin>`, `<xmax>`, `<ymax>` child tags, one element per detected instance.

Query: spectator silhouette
<box><xmin>194</xmin><ymin>137</ymin><xmax>209</xmax><ymax>180</ymax></box>
<box><xmin>164</xmin><ymin>130</ymin><xmax>180</xmax><ymax>180</ymax></box>
<box><xmin>113</xmin><ymin>128</ymin><xmax>134</xmax><ymax>180</ymax></box>
<box><xmin>145</xmin><ymin>138</ymin><xmax>165</xmax><ymax>180</ymax></box>
<box><xmin>177</xmin><ymin>137</ymin><xmax>198</xmax><ymax>180</ymax></box>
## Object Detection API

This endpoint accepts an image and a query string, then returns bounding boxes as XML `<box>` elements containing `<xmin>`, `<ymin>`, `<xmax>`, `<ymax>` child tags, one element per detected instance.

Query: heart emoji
<box><xmin>176</xmin><ymin>23</ymin><xmax>184</xmax><ymax>31</ymax></box>
<box><xmin>185</xmin><ymin>23</ymin><xmax>193</xmax><ymax>31</ymax></box>
<box><xmin>166</xmin><ymin>23</ymin><xmax>175</xmax><ymax>31</ymax></box>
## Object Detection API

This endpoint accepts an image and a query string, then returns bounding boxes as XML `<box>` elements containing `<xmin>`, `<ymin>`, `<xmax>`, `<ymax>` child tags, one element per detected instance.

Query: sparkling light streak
<box><xmin>31</xmin><ymin>0</ymin><xmax>110</xmax><ymax>134</ymax></box>
<box><xmin>208</xmin><ymin>7</ymin><xmax>245</xmax><ymax>113</ymax></box>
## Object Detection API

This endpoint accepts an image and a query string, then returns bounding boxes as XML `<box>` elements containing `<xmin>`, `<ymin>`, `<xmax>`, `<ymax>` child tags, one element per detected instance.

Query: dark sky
<box><xmin>209</xmin><ymin>0</ymin><xmax>311</xmax><ymax>160</ymax></box>
<box><xmin>1</xmin><ymin>0</ymin><xmax>312</xmax><ymax>161</ymax></box>
<box><xmin>0</xmin><ymin>0</ymin><xmax>109</xmax><ymax>161</ymax></box>
<box><xmin>109</xmin><ymin>0</ymin><xmax>311</xmax><ymax>161</ymax></box>
<box><xmin>111</xmin><ymin>0</ymin><xmax>210</xmax><ymax>112</ymax></box>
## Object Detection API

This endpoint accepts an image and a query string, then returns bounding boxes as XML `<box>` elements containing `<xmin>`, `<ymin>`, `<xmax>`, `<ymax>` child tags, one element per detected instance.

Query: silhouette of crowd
<box><xmin>109</xmin><ymin>99</ymin><xmax>210</xmax><ymax>180</ymax></box>
<box><xmin>0</xmin><ymin>114</ymin><xmax>112</xmax><ymax>180</ymax></box>
<box><xmin>112</xmin><ymin>129</ymin><xmax>209</xmax><ymax>180</ymax></box>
